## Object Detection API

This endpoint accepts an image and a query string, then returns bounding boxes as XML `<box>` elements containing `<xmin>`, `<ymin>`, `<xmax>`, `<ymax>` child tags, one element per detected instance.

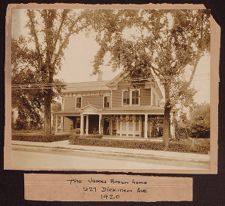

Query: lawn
<box><xmin>12</xmin><ymin>131</ymin><xmax>210</xmax><ymax>154</ymax></box>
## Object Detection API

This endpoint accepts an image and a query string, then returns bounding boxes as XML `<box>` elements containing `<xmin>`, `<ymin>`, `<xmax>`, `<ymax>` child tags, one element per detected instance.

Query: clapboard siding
<box><xmin>140</xmin><ymin>89</ymin><xmax>151</xmax><ymax>106</ymax></box>
<box><xmin>112</xmin><ymin>89</ymin><xmax>122</xmax><ymax>108</ymax></box>
<box><xmin>82</xmin><ymin>95</ymin><xmax>103</xmax><ymax>108</ymax></box>
<box><xmin>64</xmin><ymin>96</ymin><xmax>75</xmax><ymax>111</ymax></box>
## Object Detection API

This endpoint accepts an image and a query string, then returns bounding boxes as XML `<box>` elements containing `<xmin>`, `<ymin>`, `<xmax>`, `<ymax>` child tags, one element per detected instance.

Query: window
<box><xmin>123</xmin><ymin>89</ymin><xmax>140</xmax><ymax>106</ymax></box>
<box><xmin>123</xmin><ymin>90</ymin><xmax>130</xmax><ymax>105</ymax></box>
<box><xmin>135</xmin><ymin>116</ymin><xmax>139</xmax><ymax>131</ymax></box>
<box><xmin>132</xmin><ymin>90</ymin><xmax>139</xmax><ymax>105</ymax></box>
<box><xmin>76</xmin><ymin>97</ymin><xmax>82</xmax><ymax>108</ymax></box>
<box><xmin>104</xmin><ymin>96</ymin><xmax>110</xmax><ymax>108</ymax></box>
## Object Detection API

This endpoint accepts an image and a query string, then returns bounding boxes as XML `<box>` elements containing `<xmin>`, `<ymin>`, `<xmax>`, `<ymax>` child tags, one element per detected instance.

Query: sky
<box><xmin>11</xmin><ymin>9</ymin><xmax>210</xmax><ymax>104</ymax></box>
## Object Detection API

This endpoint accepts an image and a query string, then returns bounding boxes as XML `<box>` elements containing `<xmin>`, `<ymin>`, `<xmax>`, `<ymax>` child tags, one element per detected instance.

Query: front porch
<box><xmin>54</xmin><ymin>113</ymin><xmax>164</xmax><ymax>139</ymax></box>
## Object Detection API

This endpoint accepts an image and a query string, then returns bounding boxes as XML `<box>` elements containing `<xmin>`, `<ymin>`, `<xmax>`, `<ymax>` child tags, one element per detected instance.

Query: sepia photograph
<box><xmin>5</xmin><ymin>4</ymin><xmax>218</xmax><ymax>173</ymax></box>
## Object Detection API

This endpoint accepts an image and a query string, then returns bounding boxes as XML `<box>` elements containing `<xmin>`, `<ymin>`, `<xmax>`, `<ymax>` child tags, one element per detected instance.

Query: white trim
<box><xmin>130</xmin><ymin>88</ymin><xmax>140</xmax><ymax>106</ymax></box>
<box><xmin>122</xmin><ymin>89</ymin><xmax>129</xmax><ymax>106</ymax></box>
<box><xmin>103</xmin><ymin>94</ymin><xmax>111</xmax><ymax>109</ymax></box>
<box><xmin>151</xmin><ymin>87</ymin><xmax>153</xmax><ymax>106</ymax></box>
<box><xmin>122</xmin><ymin>88</ymin><xmax>140</xmax><ymax>106</ymax></box>
<box><xmin>110</xmin><ymin>90</ymin><xmax>113</xmax><ymax>108</ymax></box>
<box><xmin>100</xmin><ymin>112</ymin><xmax>164</xmax><ymax>115</ymax></box>
<box><xmin>75</xmin><ymin>95</ymin><xmax>82</xmax><ymax>109</ymax></box>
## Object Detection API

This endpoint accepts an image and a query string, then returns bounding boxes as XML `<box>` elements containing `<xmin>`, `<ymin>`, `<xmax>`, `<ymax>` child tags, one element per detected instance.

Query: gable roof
<box><xmin>107</xmin><ymin>71</ymin><xmax>163</xmax><ymax>99</ymax></box>
<box><xmin>62</xmin><ymin>71</ymin><xmax>163</xmax><ymax>99</ymax></box>
<box><xmin>63</xmin><ymin>80</ymin><xmax>110</xmax><ymax>93</ymax></box>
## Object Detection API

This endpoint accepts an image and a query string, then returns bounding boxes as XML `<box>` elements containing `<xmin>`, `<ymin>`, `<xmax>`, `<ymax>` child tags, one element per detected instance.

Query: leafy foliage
<box><xmin>189</xmin><ymin>103</ymin><xmax>210</xmax><ymax>137</ymax></box>
<box><xmin>12</xmin><ymin>9</ymin><xmax>86</xmax><ymax>133</ymax></box>
<box><xmin>82</xmin><ymin>9</ymin><xmax>210</xmax><ymax>148</ymax></box>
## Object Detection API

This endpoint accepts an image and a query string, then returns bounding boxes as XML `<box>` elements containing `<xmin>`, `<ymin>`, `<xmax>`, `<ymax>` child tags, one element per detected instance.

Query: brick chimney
<box><xmin>97</xmin><ymin>70</ymin><xmax>103</xmax><ymax>81</ymax></box>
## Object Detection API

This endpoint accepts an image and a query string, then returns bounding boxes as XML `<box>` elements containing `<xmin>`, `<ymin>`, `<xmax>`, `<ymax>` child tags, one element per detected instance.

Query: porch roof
<box><xmin>101</xmin><ymin>106</ymin><xmax>164</xmax><ymax>114</ymax></box>
<box><xmin>53</xmin><ymin>111</ymin><xmax>80</xmax><ymax>116</ymax></box>
<box><xmin>54</xmin><ymin>106</ymin><xmax>164</xmax><ymax>116</ymax></box>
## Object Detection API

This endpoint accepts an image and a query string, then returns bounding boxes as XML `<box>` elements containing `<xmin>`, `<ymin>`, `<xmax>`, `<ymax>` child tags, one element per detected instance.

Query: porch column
<box><xmin>99</xmin><ymin>114</ymin><xmax>102</xmax><ymax>134</ymax></box>
<box><xmin>125</xmin><ymin>115</ymin><xmax>129</xmax><ymax>137</ymax></box>
<box><xmin>116</xmin><ymin>116</ymin><xmax>119</xmax><ymax>136</ymax></box>
<box><xmin>149</xmin><ymin>122</ymin><xmax>152</xmax><ymax>138</ymax></box>
<box><xmin>132</xmin><ymin>115</ymin><xmax>135</xmax><ymax>137</ymax></box>
<box><xmin>85</xmin><ymin>115</ymin><xmax>89</xmax><ymax>135</ymax></box>
<box><xmin>120</xmin><ymin>115</ymin><xmax>122</xmax><ymax>137</ymax></box>
<box><xmin>61</xmin><ymin>116</ymin><xmax>63</xmax><ymax>132</ymax></box>
<box><xmin>139</xmin><ymin>116</ymin><xmax>141</xmax><ymax>137</ymax></box>
<box><xmin>110</xmin><ymin>117</ymin><xmax>113</xmax><ymax>135</ymax></box>
<box><xmin>80</xmin><ymin>114</ymin><xmax>84</xmax><ymax>135</ymax></box>
<box><xmin>144</xmin><ymin>114</ymin><xmax>148</xmax><ymax>139</ymax></box>
<box><xmin>55</xmin><ymin>115</ymin><xmax>58</xmax><ymax>133</ymax></box>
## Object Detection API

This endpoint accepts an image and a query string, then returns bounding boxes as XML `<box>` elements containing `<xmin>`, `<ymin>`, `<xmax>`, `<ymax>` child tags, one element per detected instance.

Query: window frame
<box><xmin>75</xmin><ymin>96</ymin><xmax>82</xmax><ymax>109</ymax></box>
<box><xmin>122</xmin><ymin>89</ymin><xmax>130</xmax><ymax>106</ymax></box>
<box><xmin>122</xmin><ymin>89</ymin><xmax>140</xmax><ymax>106</ymax></box>
<box><xmin>103</xmin><ymin>95</ymin><xmax>110</xmax><ymax>108</ymax></box>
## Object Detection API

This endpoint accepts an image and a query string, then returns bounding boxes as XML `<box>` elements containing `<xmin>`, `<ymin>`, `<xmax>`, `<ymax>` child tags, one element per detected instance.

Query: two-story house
<box><xmin>54</xmin><ymin>72</ymin><xmax>166</xmax><ymax>138</ymax></box>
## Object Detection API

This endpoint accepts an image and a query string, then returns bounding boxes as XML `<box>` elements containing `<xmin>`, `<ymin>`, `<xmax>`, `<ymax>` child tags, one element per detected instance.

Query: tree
<box><xmin>12</xmin><ymin>9</ymin><xmax>85</xmax><ymax>134</ymax></box>
<box><xmin>12</xmin><ymin>37</ymin><xmax>44</xmax><ymax>130</ymax></box>
<box><xmin>189</xmin><ymin>103</ymin><xmax>210</xmax><ymax>138</ymax></box>
<box><xmin>83</xmin><ymin>9</ymin><xmax>210</xmax><ymax>149</ymax></box>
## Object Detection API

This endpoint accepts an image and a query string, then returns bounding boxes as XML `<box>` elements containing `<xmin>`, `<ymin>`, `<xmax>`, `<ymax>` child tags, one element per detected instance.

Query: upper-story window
<box><xmin>103</xmin><ymin>96</ymin><xmax>110</xmax><ymax>108</ymax></box>
<box><xmin>123</xmin><ymin>90</ymin><xmax>130</xmax><ymax>105</ymax></box>
<box><xmin>76</xmin><ymin>97</ymin><xmax>82</xmax><ymax>108</ymax></box>
<box><xmin>132</xmin><ymin>90</ymin><xmax>139</xmax><ymax>105</ymax></box>
<box><xmin>123</xmin><ymin>89</ymin><xmax>140</xmax><ymax>106</ymax></box>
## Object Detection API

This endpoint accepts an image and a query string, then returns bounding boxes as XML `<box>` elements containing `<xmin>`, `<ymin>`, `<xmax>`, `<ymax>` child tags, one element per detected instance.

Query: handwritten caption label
<box><xmin>25</xmin><ymin>174</ymin><xmax>193</xmax><ymax>202</ymax></box>
<box><xmin>67</xmin><ymin>177</ymin><xmax>148</xmax><ymax>200</ymax></box>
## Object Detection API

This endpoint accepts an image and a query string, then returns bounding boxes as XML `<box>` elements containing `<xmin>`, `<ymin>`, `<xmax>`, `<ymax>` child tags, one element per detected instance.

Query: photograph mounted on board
<box><xmin>5</xmin><ymin>4</ymin><xmax>219</xmax><ymax>173</ymax></box>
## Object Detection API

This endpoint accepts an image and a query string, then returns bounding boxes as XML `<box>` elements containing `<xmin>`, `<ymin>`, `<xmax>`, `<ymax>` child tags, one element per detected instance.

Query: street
<box><xmin>11</xmin><ymin>145</ymin><xmax>209</xmax><ymax>170</ymax></box>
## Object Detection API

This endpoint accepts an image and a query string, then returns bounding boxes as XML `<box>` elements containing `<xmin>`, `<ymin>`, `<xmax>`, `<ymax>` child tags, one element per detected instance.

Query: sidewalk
<box><xmin>11</xmin><ymin>140</ymin><xmax>210</xmax><ymax>163</ymax></box>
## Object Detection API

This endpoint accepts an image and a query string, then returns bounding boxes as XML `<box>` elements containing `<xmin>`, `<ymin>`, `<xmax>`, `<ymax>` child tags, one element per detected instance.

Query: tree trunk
<box><xmin>44</xmin><ymin>69</ymin><xmax>54</xmax><ymax>135</ymax></box>
<box><xmin>163</xmin><ymin>83</ymin><xmax>172</xmax><ymax>150</ymax></box>
<box><xmin>44</xmin><ymin>91</ymin><xmax>52</xmax><ymax>135</ymax></box>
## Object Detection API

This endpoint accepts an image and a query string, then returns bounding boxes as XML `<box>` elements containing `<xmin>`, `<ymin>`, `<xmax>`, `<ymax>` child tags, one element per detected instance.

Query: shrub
<box><xmin>69</xmin><ymin>137</ymin><xmax>209</xmax><ymax>154</ymax></box>
<box><xmin>12</xmin><ymin>133</ymin><xmax>69</xmax><ymax>142</ymax></box>
<box><xmin>69</xmin><ymin>134</ymin><xmax>103</xmax><ymax>144</ymax></box>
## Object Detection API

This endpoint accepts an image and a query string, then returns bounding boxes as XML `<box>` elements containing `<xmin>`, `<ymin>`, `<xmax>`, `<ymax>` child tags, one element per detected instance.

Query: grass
<box><xmin>12</xmin><ymin>130</ymin><xmax>210</xmax><ymax>154</ymax></box>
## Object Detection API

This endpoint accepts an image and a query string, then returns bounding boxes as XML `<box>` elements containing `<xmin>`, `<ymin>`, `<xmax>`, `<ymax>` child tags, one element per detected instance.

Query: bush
<box><xmin>12</xmin><ymin>133</ymin><xmax>69</xmax><ymax>142</ymax></box>
<box><xmin>80</xmin><ymin>134</ymin><xmax>103</xmax><ymax>139</ymax></box>
<box><xmin>69</xmin><ymin>134</ymin><xmax>103</xmax><ymax>144</ymax></box>
<box><xmin>69</xmin><ymin>137</ymin><xmax>209</xmax><ymax>154</ymax></box>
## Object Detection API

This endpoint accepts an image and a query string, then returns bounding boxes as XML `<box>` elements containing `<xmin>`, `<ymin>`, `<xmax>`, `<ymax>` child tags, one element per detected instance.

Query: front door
<box><xmin>103</xmin><ymin>119</ymin><xmax>110</xmax><ymax>135</ymax></box>
<box><xmin>88</xmin><ymin>115</ymin><xmax>99</xmax><ymax>134</ymax></box>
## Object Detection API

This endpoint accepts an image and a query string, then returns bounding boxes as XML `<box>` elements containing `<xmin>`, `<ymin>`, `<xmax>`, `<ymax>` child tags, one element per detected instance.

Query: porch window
<box><xmin>104</xmin><ymin>96</ymin><xmax>110</xmax><ymax>108</ymax></box>
<box><xmin>135</xmin><ymin>116</ymin><xmax>139</xmax><ymax>131</ymax></box>
<box><xmin>132</xmin><ymin>90</ymin><xmax>139</xmax><ymax>105</ymax></box>
<box><xmin>76</xmin><ymin>97</ymin><xmax>82</xmax><ymax>108</ymax></box>
<box><xmin>123</xmin><ymin>90</ymin><xmax>130</xmax><ymax>105</ymax></box>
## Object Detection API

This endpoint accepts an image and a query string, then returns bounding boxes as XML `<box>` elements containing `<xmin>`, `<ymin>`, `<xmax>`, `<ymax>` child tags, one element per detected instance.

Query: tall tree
<box><xmin>12</xmin><ymin>9</ymin><xmax>85</xmax><ymax>134</ymax></box>
<box><xmin>83</xmin><ymin>9</ymin><xmax>210</xmax><ymax>148</ymax></box>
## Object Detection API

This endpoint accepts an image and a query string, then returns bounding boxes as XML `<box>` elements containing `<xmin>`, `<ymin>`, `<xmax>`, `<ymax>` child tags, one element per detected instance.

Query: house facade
<box><xmin>54</xmin><ymin>72</ymin><xmax>169</xmax><ymax>138</ymax></box>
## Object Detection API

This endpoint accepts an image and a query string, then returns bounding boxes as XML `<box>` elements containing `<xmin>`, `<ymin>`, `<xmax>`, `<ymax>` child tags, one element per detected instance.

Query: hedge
<box><xmin>12</xmin><ymin>133</ymin><xmax>69</xmax><ymax>142</ymax></box>
<box><xmin>69</xmin><ymin>137</ymin><xmax>209</xmax><ymax>154</ymax></box>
